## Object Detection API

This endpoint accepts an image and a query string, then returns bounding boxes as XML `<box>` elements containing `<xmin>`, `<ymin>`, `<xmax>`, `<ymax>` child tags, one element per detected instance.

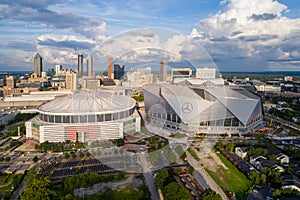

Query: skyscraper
<box><xmin>55</xmin><ymin>65</ymin><xmax>62</xmax><ymax>75</ymax></box>
<box><xmin>34</xmin><ymin>53</ymin><xmax>43</xmax><ymax>77</ymax></box>
<box><xmin>114</xmin><ymin>64</ymin><xmax>125</xmax><ymax>80</ymax></box>
<box><xmin>66</xmin><ymin>72</ymin><xmax>77</xmax><ymax>91</ymax></box>
<box><xmin>6</xmin><ymin>76</ymin><xmax>14</xmax><ymax>89</ymax></box>
<box><xmin>108</xmin><ymin>57</ymin><xmax>113</xmax><ymax>79</ymax></box>
<box><xmin>87</xmin><ymin>55</ymin><xmax>93</xmax><ymax>77</ymax></box>
<box><xmin>159</xmin><ymin>60</ymin><xmax>167</xmax><ymax>82</ymax></box>
<box><xmin>78</xmin><ymin>54</ymin><xmax>83</xmax><ymax>77</ymax></box>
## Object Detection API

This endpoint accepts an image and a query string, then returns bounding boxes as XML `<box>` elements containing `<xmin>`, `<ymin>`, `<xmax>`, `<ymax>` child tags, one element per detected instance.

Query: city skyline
<box><xmin>1</xmin><ymin>0</ymin><xmax>300</xmax><ymax>72</ymax></box>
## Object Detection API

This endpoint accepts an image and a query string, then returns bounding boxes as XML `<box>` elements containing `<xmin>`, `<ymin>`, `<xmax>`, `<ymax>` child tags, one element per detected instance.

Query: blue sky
<box><xmin>1</xmin><ymin>0</ymin><xmax>300</xmax><ymax>72</ymax></box>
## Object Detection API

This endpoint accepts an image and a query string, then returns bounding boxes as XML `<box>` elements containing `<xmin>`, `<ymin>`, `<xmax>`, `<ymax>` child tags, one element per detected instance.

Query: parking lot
<box><xmin>48</xmin><ymin>156</ymin><xmax>137</xmax><ymax>180</ymax></box>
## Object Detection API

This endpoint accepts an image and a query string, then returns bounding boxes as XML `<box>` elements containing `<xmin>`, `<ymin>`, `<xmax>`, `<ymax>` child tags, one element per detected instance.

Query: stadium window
<box><xmin>167</xmin><ymin>114</ymin><xmax>171</xmax><ymax>121</ymax></box>
<box><xmin>120</xmin><ymin>111</ymin><xmax>124</xmax><ymax>119</ymax></box>
<box><xmin>63</xmin><ymin>115</ymin><xmax>69</xmax><ymax>123</ymax></box>
<box><xmin>97</xmin><ymin>115</ymin><xmax>103</xmax><ymax>122</ymax></box>
<box><xmin>232</xmin><ymin>118</ymin><xmax>239</xmax><ymax>126</ymax></box>
<box><xmin>113</xmin><ymin>113</ymin><xmax>119</xmax><ymax>120</ymax></box>
<box><xmin>105</xmin><ymin>114</ymin><xmax>112</xmax><ymax>121</ymax></box>
<box><xmin>224</xmin><ymin>118</ymin><xmax>231</xmax><ymax>126</ymax></box>
<box><xmin>55</xmin><ymin>115</ymin><xmax>62</xmax><ymax>123</ymax></box>
<box><xmin>49</xmin><ymin>115</ymin><xmax>54</xmax><ymax>123</ymax></box>
<box><xmin>88</xmin><ymin>115</ymin><xmax>96</xmax><ymax>123</ymax></box>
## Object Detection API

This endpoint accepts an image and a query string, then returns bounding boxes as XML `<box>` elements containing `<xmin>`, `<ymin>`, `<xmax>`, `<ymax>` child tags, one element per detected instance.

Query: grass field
<box><xmin>207</xmin><ymin>152</ymin><xmax>251</xmax><ymax>200</ymax></box>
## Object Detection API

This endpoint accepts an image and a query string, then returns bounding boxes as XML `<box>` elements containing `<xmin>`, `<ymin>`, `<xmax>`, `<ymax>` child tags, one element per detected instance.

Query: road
<box><xmin>10</xmin><ymin>180</ymin><xmax>26</xmax><ymax>200</ymax></box>
<box><xmin>139</xmin><ymin>153</ymin><xmax>160</xmax><ymax>200</ymax></box>
<box><xmin>192</xmin><ymin>170</ymin><xmax>210</xmax><ymax>191</ymax></box>
<box><xmin>186</xmin><ymin>152</ymin><xmax>228</xmax><ymax>200</ymax></box>
<box><xmin>265</xmin><ymin>113</ymin><xmax>300</xmax><ymax>131</ymax></box>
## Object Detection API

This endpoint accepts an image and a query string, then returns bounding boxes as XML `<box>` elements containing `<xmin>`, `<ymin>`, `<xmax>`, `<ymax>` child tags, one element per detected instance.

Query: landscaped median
<box><xmin>206</xmin><ymin>149</ymin><xmax>251</xmax><ymax>200</ymax></box>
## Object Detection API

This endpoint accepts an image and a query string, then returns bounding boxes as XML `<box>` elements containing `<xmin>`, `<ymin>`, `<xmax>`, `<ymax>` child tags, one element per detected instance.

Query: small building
<box><xmin>282</xmin><ymin>174</ymin><xmax>300</xmax><ymax>192</ymax></box>
<box><xmin>235</xmin><ymin>146</ymin><xmax>250</xmax><ymax>159</ymax></box>
<box><xmin>267</xmin><ymin>148</ymin><xmax>289</xmax><ymax>165</ymax></box>
<box><xmin>276</xmin><ymin>153</ymin><xmax>289</xmax><ymax>165</ymax></box>
<box><xmin>250</xmin><ymin>155</ymin><xmax>284</xmax><ymax>172</ymax></box>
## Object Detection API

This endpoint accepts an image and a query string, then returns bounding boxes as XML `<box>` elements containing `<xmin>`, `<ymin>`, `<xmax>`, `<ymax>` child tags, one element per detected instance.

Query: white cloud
<box><xmin>191</xmin><ymin>0</ymin><xmax>300</xmax><ymax>70</ymax></box>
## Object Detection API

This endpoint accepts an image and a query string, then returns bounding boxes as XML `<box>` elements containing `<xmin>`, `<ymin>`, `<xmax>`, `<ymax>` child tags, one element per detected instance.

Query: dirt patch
<box><xmin>194</xmin><ymin>142</ymin><xmax>228</xmax><ymax>172</ymax></box>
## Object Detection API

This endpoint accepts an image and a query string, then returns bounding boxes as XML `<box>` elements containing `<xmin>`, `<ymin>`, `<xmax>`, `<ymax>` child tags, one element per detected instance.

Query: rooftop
<box><xmin>38</xmin><ymin>91</ymin><xmax>135</xmax><ymax>114</ymax></box>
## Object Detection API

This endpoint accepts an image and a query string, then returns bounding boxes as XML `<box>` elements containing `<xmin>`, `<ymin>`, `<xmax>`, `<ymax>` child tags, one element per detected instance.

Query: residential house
<box><xmin>235</xmin><ymin>146</ymin><xmax>250</xmax><ymax>159</ymax></box>
<box><xmin>250</xmin><ymin>155</ymin><xmax>284</xmax><ymax>172</ymax></box>
<box><xmin>282</xmin><ymin>174</ymin><xmax>300</xmax><ymax>192</ymax></box>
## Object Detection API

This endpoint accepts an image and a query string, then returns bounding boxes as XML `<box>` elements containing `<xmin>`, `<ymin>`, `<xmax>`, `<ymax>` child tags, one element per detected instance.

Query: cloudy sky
<box><xmin>1</xmin><ymin>0</ymin><xmax>300</xmax><ymax>72</ymax></box>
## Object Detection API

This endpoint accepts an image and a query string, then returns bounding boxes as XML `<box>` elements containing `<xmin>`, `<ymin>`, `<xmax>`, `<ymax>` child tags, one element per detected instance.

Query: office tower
<box><xmin>195</xmin><ymin>68</ymin><xmax>216</xmax><ymax>79</ymax></box>
<box><xmin>87</xmin><ymin>55</ymin><xmax>93</xmax><ymax>77</ymax></box>
<box><xmin>34</xmin><ymin>53</ymin><xmax>43</xmax><ymax>77</ymax></box>
<box><xmin>66</xmin><ymin>73</ymin><xmax>77</xmax><ymax>91</ymax></box>
<box><xmin>108</xmin><ymin>57</ymin><xmax>113</xmax><ymax>79</ymax></box>
<box><xmin>78</xmin><ymin>54</ymin><xmax>83</xmax><ymax>77</ymax></box>
<box><xmin>6</xmin><ymin>76</ymin><xmax>14</xmax><ymax>89</ymax></box>
<box><xmin>159</xmin><ymin>60</ymin><xmax>167</xmax><ymax>82</ymax></box>
<box><xmin>114</xmin><ymin>64</ymin><xmax>125</xmax><ymax>80</ymax></box>
<box><xmin>55</xmin><ymin>65</ymin><xmax>62</xmax><ymax>75</ymax></box>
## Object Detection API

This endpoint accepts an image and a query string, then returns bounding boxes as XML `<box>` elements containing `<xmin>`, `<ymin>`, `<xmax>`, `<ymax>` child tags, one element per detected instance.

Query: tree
<box><xmin>163</xmin><ymin>182</ymin><xmax>190</xmax><ymax>200</ymax></box>
<box><xmin>202</xmin><ymin>189</ymin><xmax>222</xmax><ymax>200</ymax></box>
<box><xmin>215</xmin><ymin>141</ymin><xmax>224</xmax><ymax>149</ymax></box>
<box><xmin>32</xmin><ymin>156</ymin><xmax>38</xmax><ymax>162</ymax></box>
<box><xmin>225</xmin><ymin>143</ymin><xmax>235</xmax><ymax>152</ymax></box>
<box><xmin>249</xmin><ymin>170</ymin><xmax>260</xmax><ymax>185</ymax></box>
<box><xmin>187</xmin><ymin>166</ymin><xmax>194</xmax><ymax>174</ymax></box>
<box><xmin>273</xmin><ymin>189</ymin><xmax>281</xmax><ymax>197</ymax></box>
<box><xmin>154</xmin><ymin>169</ymin><xmax>169</xmax><ymax>189</ymax></box>
<box><xmin>21</xmin><ymin>176</ymin><xmax>56</xmax><ymax>200</ymax></box>
<box><xmin>79</xmin><ymin>151</ymin><xmax>85</xmax><ymax>159</ymax></box>
<box><xmin>64</xmin><ymin>153</ymin><xmax>70</xmax><ymax>159</ymax></box>
<box><xmin>86</xmin><ymin>151</ymin><xmax>91</xmax><ymax>157</ymax></box>
<box><xmin>71</xmin><ymin>153</ymin><xmax>76</xmax><ymax>159</ymax></box>
<box><xmin>261</xmin><ymin>174</ymin><xmax>267</xmax><ymax>184</ymax></box>
<box><xmin>5</xmin><ymin>157</ymin><xmax>10</xmax><ymax>162</ymax></box>
<box><xmin>269</xmin><ymin>154</ymin><xmax>277</xmax><ymax>163</ymax></box>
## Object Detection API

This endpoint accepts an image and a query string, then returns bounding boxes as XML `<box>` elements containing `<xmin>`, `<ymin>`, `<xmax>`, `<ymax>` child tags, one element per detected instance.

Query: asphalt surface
<box><xmin>140</xmin><ymin>153</ymin><xmax>160</xmax><ymax>200</ymax></box>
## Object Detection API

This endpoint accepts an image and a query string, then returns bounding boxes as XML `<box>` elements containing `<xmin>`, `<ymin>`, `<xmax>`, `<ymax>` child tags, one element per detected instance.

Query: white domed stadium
<box><xmin>26</xmin><ymin>91</ymin><xmax>140</xmax><ymax>143</ymax></box>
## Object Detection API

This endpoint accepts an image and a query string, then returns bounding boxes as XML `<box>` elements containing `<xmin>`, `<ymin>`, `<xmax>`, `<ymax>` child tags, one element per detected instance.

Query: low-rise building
<box><xmin>235</xmin><ymin>147</ymin><xmax>250</xmax><ymax>159</ymax></box>
<box><xmin>250</xmin><ymin>155</ymin><xmax>284</xmax><ymax>172</ymax></box>
<box><xmin>282</xmin><ymin>174</ymin><xmax>300</xmax><ymax>192</ymax></box>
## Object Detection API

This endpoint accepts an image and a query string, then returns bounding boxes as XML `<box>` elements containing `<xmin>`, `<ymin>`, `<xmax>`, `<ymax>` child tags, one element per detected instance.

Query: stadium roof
<box><xmin>38</xmin><ymin>91</ymin><xmax>135</xmax><ymax>115</ymax></box>
<box><xmin>161</xmin><ymin>84</ymin><xmax>213</xmax><ymax>124</ymax></box>
<box><xmin>145</xmin><ymin>83</ymin><xmax>261</xmax><ymax>125</ymax></box>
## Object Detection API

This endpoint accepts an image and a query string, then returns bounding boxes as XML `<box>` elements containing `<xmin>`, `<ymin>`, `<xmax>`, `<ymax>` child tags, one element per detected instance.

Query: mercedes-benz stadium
<box><xmin>144</xmin><ymin>80</ymin><xmax>263</xmax><ymax>136</ymax></box>
<box><xmin>26</xmin><ymin>91</ymin><xmax>141</xmax><ymax>143</ymax></box>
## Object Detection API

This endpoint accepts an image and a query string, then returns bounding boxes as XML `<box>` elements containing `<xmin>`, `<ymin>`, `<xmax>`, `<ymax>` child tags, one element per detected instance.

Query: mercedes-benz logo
<box><xmin>182</xmin><ymin>102</ymin><xmax>193</xmax><ymax>113</ymax></box>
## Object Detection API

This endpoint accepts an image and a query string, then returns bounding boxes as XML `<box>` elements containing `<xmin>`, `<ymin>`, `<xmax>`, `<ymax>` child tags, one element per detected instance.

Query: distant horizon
<box><xmin>1</xmin><ymin>70</ymin><xmax>300</xmax><ymax>74</ymax></box>
<box><xmin>1</xmin><ymin>0</ymin><xmax>300</xmax><ymax>72</ymax></box>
